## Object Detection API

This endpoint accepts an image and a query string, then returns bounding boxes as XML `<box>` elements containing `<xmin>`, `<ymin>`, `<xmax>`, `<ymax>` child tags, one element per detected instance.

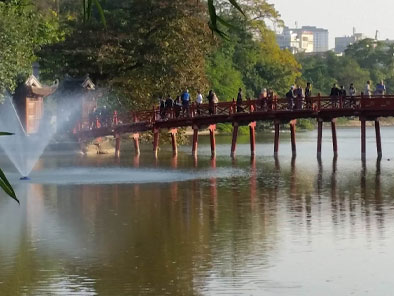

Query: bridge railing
<box><xmin>77</xmin><ymin>94</ymin><xmax>394</xmax><ymax>133</ymax></box>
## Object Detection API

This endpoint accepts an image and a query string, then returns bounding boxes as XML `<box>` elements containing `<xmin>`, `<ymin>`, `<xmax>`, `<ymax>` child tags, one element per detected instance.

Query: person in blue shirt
<box><xmin>181</xmin><ymin>89</ymin><xmax>190</xmax><ymax>117</ymax></box>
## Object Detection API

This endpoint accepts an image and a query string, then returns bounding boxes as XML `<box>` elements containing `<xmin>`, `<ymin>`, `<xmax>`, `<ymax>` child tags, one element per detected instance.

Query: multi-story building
<box><xmin>276</xmin><ymin>27</ymin><xmax>314</xmax><ymax>54</ymax></box>
<box><xmin>335</xmin><ymin>30</ymin><xmax>366</xmax><ymax>53</ymax></box>
<box><xmin>277</xmin><ymin>26</ymin><xmax>328</xmax><ymax>53</ymax></box>
<box><xmin>300</xmin><ymin>26</ymin><xmax>329</xmax><ymax>52</ymax></box>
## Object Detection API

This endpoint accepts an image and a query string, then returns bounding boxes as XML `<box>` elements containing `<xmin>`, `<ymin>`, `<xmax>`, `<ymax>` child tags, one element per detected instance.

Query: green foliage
<box><xmin>206</xmin><ymin>1</ymin><xmax>301</xmax><ymax>99</ymax></box>
<box><xmin>39</xmin><ymin>0</ymin><xmax>212</xmax><ymax>110</ymax></box>
<box><xmin>0</xmin><ymin>0</ymin><xmax>63</xmax><ymax>97</ymax></box>
<box><xmin>296</xmin><ymin>119</ymin><xmax>315</xmax><ymax>131</ymax></box>
<box><xmin>0</xmin><ymin>133</ymin><xmax>18</xmax><ymax>203</ymax></box>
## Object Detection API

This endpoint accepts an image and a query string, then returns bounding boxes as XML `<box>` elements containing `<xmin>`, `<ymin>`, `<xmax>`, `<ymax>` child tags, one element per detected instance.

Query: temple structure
<box><xmin>13</xmin><ymin>75</ymin><xmax>58</xmax><ymax>134</ymax></box>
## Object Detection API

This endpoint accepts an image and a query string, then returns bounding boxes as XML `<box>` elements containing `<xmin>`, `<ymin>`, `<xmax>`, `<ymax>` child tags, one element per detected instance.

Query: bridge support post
<box><xmin>192</xmin><ymin>125</ymin><xmax>199</xmax><ymax>157</ymax></box>
<box><xmin>274</xmin><ymin>120</ymin><xmax>280</xmax><ymax>156</ymax></box>
<box><xmin>331</xmin><ymin>119</ymin><xmax>338</xmax><ymax>157</ymax></box>
<box><xmin>153</xmin><ymin>128</ymin><xmax>159</xmax><ymax>157</ymax></box>
<box><xmin>317</xmin><ymin>119</ymin><xmax>323</xmax><ymax>157</ymax></box>
<box><xmin>290</xmin><ymin>120</ymin><xmax>296</xmax><ymax>156</ymax></box>
<box><xmin>249</xmin><ymin>122</ymin><xmax>256</xmax><ymax>156</ymax></box>
<box><xmin>209</xmin><ymin>125</ymin><xmax>216</xmax><ymax>157</ymax></box>
<box><xmin>115</xmin><ymin>134</ymin><xmax>120</xmax><ymax>158</ymax></box>
<box><xmin>132</xmin><ymin>133</ymin><xmax>140</xmax><ymax>156</ymax></box>
<box><xmin>360</xmin><ymin>117</ymin><xmax>366</xmax><ymax>159</ymax></box>
<box><xmin>375</xmin><ymin>120</ymin><xmax>382</xmax><ymax>158</ymax></box>
<box><xmin>170</xmin><ymin>129</ymin><xmax>177</xmax><ymax>156</ymax></box>
<box><xmin>231</xmin><ymin>122</ymin><xmax>239</xmax><ymax>158</ymax></box>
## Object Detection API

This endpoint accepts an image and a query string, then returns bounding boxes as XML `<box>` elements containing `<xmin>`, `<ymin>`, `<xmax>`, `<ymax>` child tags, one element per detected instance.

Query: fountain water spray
<box><xmin>0</xmin><ymin>94</ymin><xmax>81</xmax><ymax>178</ymax></box>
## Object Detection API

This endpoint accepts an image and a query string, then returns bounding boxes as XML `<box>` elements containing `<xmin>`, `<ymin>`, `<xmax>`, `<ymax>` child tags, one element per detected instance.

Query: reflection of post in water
<box><xmin>133</xmin><ymin>154</ymin><xmax>140</xmax><ymax>168</ymax></box>
<box><xmin>209</xmin><ymin>156</ymin><xmax>218</xmax><ymax>220</ymax></box>
<box><xmin>274</xmin><ymin>156</ymin><xmax>280</xmax><ymax>196</ymax></box>
<box><xmin>330</xmin><ymin>156</ymin><xmax>338</xmax><ymax>224</ymax></box>
<box><xmin>193</xmin><ymin>155</ymin><xmax>198</xmax><ymax>168</ymax></box>
<box><xmin>361</xmin><ymin>157</ymin><xmax>367</xmax><ymax>200</ymax></box>
<box><xmin>317</xmin><ymin>156</ymin><xmax>323</xmax><ymax>198</ymax></box>
<box><xmin>290</xmin><ymin>155</ymin><xmax>296</xmax><ymax>198</ymax></box>
<box><xmin>375</xmin><ymin>157</ymin><xmax>384</xmax><ymax>229</ymax></box>
<box><xmin>250</xmin><ymin>156</ymin><xmax>257</xmax><ymax>206</ymax></box>
<box><xmin>171</xmin><ymin>155</ymin><xmax>178</xmax><ymax>169</ymax></box>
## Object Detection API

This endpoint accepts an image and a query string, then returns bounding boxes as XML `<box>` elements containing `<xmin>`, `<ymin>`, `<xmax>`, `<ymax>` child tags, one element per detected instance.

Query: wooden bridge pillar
<box><xmin>115</xmin><ymin>134</ymin><xmax>120</xmax><ymax>158</ymax></box>
<box><xmin>360</xmin><ymin>117</ymin><xmax>366</xmax><ymax>159</ymax></box>
<box><xmin>249</xmin><ymin>122</ymin><xmax>256</xmax><ymax>156</ymax></box>
<box><xmin>290</xmin><ymin>120</ymin><xmax>296</xmax><ymax>156</ymax></box>
<box><xmin>331</xmin><ymin>119</ymin><xmax>338</xmax><ymax>157</ymax></box>
<box><xmin>170</xmin><ymin>129</ymin><xmax>177</xmax><ymax>156</ymax></box>
<box><xmin>375</xmin><ymin>120</ymin><xmax>382</xmax><ymax>158</ymax></box>
<box><xmin>192</xmin><ymin>125</ymin><xmax>199</xmax><ymax>157</ymax></box>
<box><xmin>274</xmin><ymin>120</ymin><xmax>280</xmax><ymax>156</ymax></box>
<box><xmin>231</xmin><ymin>122</ymin><xmax>239</xmax><ymax>158</ymax></box>
<box><xmin>132</xmin><ymin>133</ymin><xmax>140</xmax><ymax>156</ymax></box>
<box><xmin>317</xmin><ymin>119</ymin><xmax>323</xmax><ymax>157</ymax></box>
<box><xmin>153</xmin><ymin>128</ymin><xmax>160</xmax><ymax>157</ymax></box>
<box><xmin>209</xmin><ymin>124</ymin><xmax>216</xmax><ymax>157</ymax></box>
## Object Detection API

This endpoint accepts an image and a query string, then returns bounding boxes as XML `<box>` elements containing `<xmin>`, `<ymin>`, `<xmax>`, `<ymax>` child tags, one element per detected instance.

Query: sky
<box><xmin>272</xmin><ymin>0</ymin><xmax>394</xmax><ymax>49</ymax></box>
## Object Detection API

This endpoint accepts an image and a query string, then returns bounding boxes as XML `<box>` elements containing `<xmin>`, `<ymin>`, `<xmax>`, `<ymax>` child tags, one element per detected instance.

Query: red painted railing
<box><xmin>74</xmin><ymin>94</ymin><xmax>394</xmax><ymax>133</ymax></box>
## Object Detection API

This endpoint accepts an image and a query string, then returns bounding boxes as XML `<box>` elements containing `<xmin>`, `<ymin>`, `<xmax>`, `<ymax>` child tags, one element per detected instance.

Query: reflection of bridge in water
<box><xmin>75</xmin><ymin>95</ymin><xmax>394</xmax><ymax>159</ymax></box>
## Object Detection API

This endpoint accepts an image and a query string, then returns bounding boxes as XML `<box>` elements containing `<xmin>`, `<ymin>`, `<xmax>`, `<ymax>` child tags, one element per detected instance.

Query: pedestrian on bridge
<box><xmin>340</xmin><ymin>85</ymin><xmax>346</xmax><ymax>108</ymax></box>
<box><xmin>330</xmin><ymin>83</ymin><xmax>340</xmax><ymax>108</ymax></box>
<box><xmin>259</xmin><ymin>88</ymin><xmax>268</xmax><ymax>111</ymax></box>
<box><xmin>295</xmin><ymin>85</ymin><xmax>304</xmax><ymax>110</ymax></box>
<box><xmin>207</xmin><ymin>90</ymin><xmax>215</xmax><ymax>115</ymax></box>
<box><xmin>305</xmin><ymin>82</ymin><xmax>312</xmax><ymax>109</ymax></box>
<box><xmin>375</xmin><ymin>80</ymin><xmax>386</xmax><ymax>97</ymax></box>
<box><xmin>349</xmin><ymin>83</ymin><xmax>357</xmax><ymax>108</ymax></box>
<box><xmin>181</xmin><ymin>89</ymin><xmax>190</xmax><ymax>117</ymax></box>
<box><xmin>236</xmin><ymin>88</ymin><xmax>243</xmax><ymax>113</ymax></box>
<box><xmin>196</xmin><ymin>90</ymin><xmax>203</xmax><ymax>115</ymax></box>
<box><xmin>364</xmin><ymin>81</ymin><xmax>372</xmax><ymax>98</ymax></box>
<box><xmin>286</xmin><ymin>86</ymin><xmax>296</xmax><ymax>110</ymax></box>
<box><xmin>165</xmin><ymin>95</ymin><xmax>174</xmax><ymax>118</ymax></box>
<box><xmin>174</xmin><ymin>96</ymin><xmax>182</xmax><ymax>118</ymax></box>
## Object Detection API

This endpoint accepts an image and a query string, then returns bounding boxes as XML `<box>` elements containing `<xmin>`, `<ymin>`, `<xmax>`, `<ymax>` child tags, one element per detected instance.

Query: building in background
<box><xmin>276</xmin><ymin>26</ymin><xmax>328</xmax><ymax>53</ymax></box>
<box><xmin>276</xmin><ymin>27</ymin><xmax>314</xmax><ymax>54</ymax></box>
<box><xmin>300</xmin><ymin>26</ymin><xmax>329</xmax><ymax>52</ymax></box>
<box><xmin>335</xmin><ymin>28</ymin><xmax>366</xmax><ymax>53</ymax></box>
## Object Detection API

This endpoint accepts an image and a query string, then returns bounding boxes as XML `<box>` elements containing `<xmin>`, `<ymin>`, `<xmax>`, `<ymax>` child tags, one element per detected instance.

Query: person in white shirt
<box><xmin>196</xmin><ymin>91</ymin><xmax>203</xmax><ymax>115</ymax></box>
<box><xmin>364</xmin><ymin>81</ymin><xmax>372</xmax><ymax>98</ymax></box>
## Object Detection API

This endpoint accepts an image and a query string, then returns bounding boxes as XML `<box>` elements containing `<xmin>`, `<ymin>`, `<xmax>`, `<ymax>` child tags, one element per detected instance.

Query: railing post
<box><xmin>360</xmin><ymin>92</ymin><xmax>365</xmax><ymax>109</ymax></box>
<box><xmin>290</xmin><ymin>120</ymin><xmax>296</xmax><ymax>156</ymax></box>
<box><xmin>132</xmin><ymin>133</ymin><xmax>140</xmax><ymax>156</ymax></box>
<box><xmin>231</xmin><ymin>122</ymin><xmax>239</xmax><ymax>158</ymax></box>
<box><xmin>331</xmin><ymin>119</ymin><xmax>338</xmax><ymax>157</ymax></box>
<box><xmin>209</xmin><ymin>124</ymin><xmax>216</xmax><ymax>157</ymax></box>
<box><xmin>170</xmin><ymin>128</ymin><xmax>177</xmax><ymax>156</ymax></box>
<box><xmin>191</xmin><ymin>102</ymin><xmax>195</xmax><ymax>118</ymax></box>
<box><xmin>249</xmin><ymin>122</ymin><xmax>256</xmax><ymax>156</ymax></box>
<box><xmin>317</xmin><ymin>93</ymin><xmax>321</xmax><ymax>111</ymax></box>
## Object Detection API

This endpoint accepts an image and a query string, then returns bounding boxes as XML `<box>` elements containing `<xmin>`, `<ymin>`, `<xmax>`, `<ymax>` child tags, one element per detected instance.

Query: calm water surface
<box><xmin>1</xmin><ymin>127</ymin><xmax>394</xmax><ymax>295</ymax></box>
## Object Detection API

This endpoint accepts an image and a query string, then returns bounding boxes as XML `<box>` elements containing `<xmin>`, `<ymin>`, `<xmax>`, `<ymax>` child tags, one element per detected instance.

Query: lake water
<box><xmin>1</xmin><ymin>127</ymin><xmax>394</xmax><ymax>295</ymax></box>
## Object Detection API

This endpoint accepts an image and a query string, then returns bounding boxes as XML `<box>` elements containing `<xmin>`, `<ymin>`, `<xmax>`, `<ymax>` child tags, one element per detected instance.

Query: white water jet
<box><xmin>0</xmin><ymin>95</ymin><xmax>79</xmax><ymax>177</ymax></box>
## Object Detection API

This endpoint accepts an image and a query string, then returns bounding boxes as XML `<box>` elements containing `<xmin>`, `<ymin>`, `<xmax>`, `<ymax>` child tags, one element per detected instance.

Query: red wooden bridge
<box><xmin>74</xmin><ymin>94</ymin><xmax>394</xmax><ymax>159</ymax></box>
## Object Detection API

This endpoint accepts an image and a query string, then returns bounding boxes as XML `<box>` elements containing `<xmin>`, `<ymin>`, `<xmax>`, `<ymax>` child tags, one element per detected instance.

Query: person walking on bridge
<box><xmin>207</xmin><ymin>90</ymin><xmax>215</xmax><ymax>115</ymax></box>
<box><xmin>181</xmin><ymin>89</ymin><xmax>190</xmax><ymax>117</ymax></box>
<box><xmin>339</xmin><ymin>85</ymin><xmax>346</xmax><ymax>108</ymax></box>
<box><xmin>236</xmin><ymin>88</ymin><xmax>243</xmax><ymax>113</ymax></box>
<box><xmin>286</xmin><ymin>86</ymin><xmax>296</xmax><ymax>110</ymax></box>
<box><xmin>349</xmin><ymin>83</ymin><xmax>357</xmax><ymax>108</ymax></box>
<box><xmin>330</xmin><ymin>83</ymin><xmax>340</xmax><ymax>108</ymax></box>
<box><xmin>375</xmin><ymin>80</ymin><xmax>386</xmax><ymax>97</ymax></box>
<box><xmin>364</xmin><ymin>81</ymin><xmax>372</xmax><ymax>98</ymax></box>
<box><xmin>259</xmin><ymin>88</ymin><xmax>267</xmax><ymax>110</ymax></box>
<box><xmin>196</xmin><ymin>90</ymin><xmax>203</xmax><ymax>115</ymax></box>
<box><xmin>305</xmin><ymin>82</ymin><xmax>312</xmax><ymax>109</ymax></box>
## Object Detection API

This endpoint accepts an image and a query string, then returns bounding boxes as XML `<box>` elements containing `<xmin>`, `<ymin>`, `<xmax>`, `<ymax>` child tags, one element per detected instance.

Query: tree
<box><xmin>39</xmin><ymin>0</ymin><xmax>212</xmax><ymax>110</ymax></box>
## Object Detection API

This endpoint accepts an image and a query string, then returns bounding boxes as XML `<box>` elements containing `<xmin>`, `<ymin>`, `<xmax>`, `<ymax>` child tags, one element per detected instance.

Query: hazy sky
<box><xmin>272</xmin><ymin>0</ymin><xmax>394</xmax><ymax>48</ymax></box>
